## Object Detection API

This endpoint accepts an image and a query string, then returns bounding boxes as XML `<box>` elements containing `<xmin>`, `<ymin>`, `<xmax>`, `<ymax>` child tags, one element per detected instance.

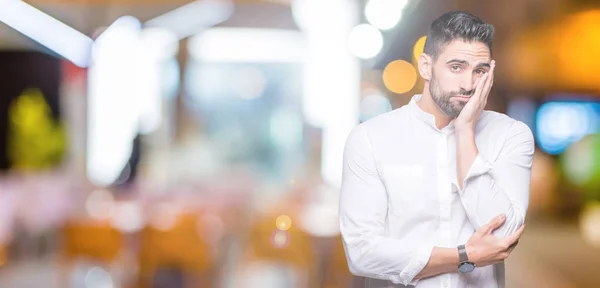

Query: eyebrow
<box><xmin>446</xmin><ymin>59</ymin><xmax>491</xmax><ymax>68</ymax></box>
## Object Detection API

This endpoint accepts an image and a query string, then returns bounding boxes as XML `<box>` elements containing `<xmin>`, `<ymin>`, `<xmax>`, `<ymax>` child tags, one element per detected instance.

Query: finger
<box><xmin>481</xmin><ymin>214</ymin><xmax>506</xmax><ymax>234</ymax></box>
<box><xmin>476</xmin><ymin>74</ymin><xmax>488</xmax><ymax>92</ymax></box>
<box><xmin>507</xmin><ymin>240</ymin><xmax>519</xmax><ymax>253</ymax></box>
<box><xmin>473</xmin><ymin>77</ymin><xmax>482</xmax><ymax>92</ymax></box>
<box><xmin>479</xmin><ymin>61</ymin><xmax>495</xmax><ymax>106</ymax></box>
<box><xmin>504</xmin><ymin>224</ymin><xmax>525</xmax><ymax>246</ymax></box>
<box><xmin>484</xmin><ymin>61</ymin><xmax>495</xmax><ymax>95</ymax></box>
<box><xmin>473</xmin><ymin>74</ymin><xmax>488</xmax><ymax>101</ymax></box>
<box><xmin>482</xmin><ymin>63</ymin><xmax>494</xmax><ymax>92</ymax></box>
<box><xmin>474</xmin><ymin>64</ymin><xmax>490</xmax><ymax>89</ymax></box>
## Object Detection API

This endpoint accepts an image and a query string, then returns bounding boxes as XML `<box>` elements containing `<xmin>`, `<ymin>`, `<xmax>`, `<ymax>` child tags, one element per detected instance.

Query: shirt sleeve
<box><xmin>457</xmin><ymin>121</ymin><xmax>535</xmax><ymax>237</ymax></box>
<box><xmin>339</xmin><ymin>124</ymin><xmax>435</xmax><ymax>286</ymax></box>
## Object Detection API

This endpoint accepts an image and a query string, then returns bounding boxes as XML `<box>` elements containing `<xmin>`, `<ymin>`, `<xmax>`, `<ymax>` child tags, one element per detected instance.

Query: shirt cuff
<box><xmin>459</xmin><ymin>153</ymin><xmax>493</xmax><ymax>190</ymax></box>
<box><xmin>391</xmin><ymin>240</ymin><xmax>435</xmax><ymax>286</ymax></box>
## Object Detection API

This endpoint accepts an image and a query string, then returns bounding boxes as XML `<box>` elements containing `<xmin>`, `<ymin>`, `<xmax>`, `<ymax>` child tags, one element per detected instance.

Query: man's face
<box><xmin>429</xmin><ymin>40</ymin><xmax>491</xmax><ymax>118</ymax></box>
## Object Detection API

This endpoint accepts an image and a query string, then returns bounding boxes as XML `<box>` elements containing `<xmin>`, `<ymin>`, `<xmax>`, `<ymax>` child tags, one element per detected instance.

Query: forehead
<box><xmin>437</xmin><ymin>39</ymin><xmax>490</xmax><ymax>63</ymax></box>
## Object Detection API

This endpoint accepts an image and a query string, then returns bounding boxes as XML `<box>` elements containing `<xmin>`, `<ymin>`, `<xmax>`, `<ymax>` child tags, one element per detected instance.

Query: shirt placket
<box><xmin>437</xmin><ymin>130</ymin><xmax>453</xmax><ymax>288</ymax></box>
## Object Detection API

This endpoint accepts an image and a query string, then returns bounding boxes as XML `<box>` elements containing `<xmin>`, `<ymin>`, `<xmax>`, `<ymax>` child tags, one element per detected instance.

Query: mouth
<box><xmin>453</xmin><ymin>95</ymin><xmax>471</xmax><ymax>101</ymax></box>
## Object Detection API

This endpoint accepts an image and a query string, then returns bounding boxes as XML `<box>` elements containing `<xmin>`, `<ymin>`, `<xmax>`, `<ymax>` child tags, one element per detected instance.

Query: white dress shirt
<box><xmin>339</xmin><ymin>94</ymin><xmax>534</xmax><ymax>288</ymax></box>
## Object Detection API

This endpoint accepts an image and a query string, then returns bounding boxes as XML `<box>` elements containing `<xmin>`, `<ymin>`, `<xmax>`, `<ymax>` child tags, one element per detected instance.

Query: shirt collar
<box><xmin>408</xmin><ymin>94</ymin><xmax>455</xmax><ymax>133</ymax></box>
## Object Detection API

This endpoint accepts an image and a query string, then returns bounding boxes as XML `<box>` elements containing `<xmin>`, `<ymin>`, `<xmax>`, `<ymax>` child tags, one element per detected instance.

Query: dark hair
<box><xmin>423</xmin><ymin>11</ymin><xmax>494</xmax><ymax>60</ymax></box>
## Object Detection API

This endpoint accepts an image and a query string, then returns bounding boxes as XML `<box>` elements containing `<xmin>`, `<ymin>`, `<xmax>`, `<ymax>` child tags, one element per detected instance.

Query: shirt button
<box><xmin>442</xmin><ymin>282</ymin><xmax>449</xmax><ymax>288</ymax></box>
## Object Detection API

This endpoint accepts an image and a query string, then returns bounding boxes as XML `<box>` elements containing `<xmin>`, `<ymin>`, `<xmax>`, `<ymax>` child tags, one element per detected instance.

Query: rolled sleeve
<box><xmin>393</xmin><ymin>240</ymin><xmax>436</xmax><ymax>286</ymax></box>
<box><xmin>460</xmin><ymin>153</ymin><xmax>493</xmax><ymax>191</ymax></box>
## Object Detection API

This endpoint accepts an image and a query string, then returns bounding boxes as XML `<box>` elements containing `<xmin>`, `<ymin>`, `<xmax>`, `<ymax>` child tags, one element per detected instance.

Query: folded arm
<box><xmin>456</xmin><ymin>121</ymin><xmax>534</xmax><ymax>238</ymax></box>
<box><xmin>340</xmin><ymin>125</ymin><xmax>458</xmax><ymax>285</ymax></box>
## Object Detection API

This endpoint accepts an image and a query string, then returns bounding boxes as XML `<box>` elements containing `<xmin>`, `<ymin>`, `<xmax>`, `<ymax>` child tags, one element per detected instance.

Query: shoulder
<box><xmin>479</xmin><ymin>110</ymin><xmax>534</xmax><ymax>146</ymax></box>
<box><xmin>361</xmin><ymin>106</ymin><xmax>409</xmax><ymax>134</ymax></box>
<box><xmin>345</xmin><ymin>106</ymin><xmax>408</xmax><ymax>150</ymax></box>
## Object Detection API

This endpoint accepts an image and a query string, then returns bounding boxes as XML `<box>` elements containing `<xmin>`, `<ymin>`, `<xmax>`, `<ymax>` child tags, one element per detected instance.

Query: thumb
<box><xmin>481</xmin><ymin>214</ymin><xmax>506</xmax><ymax>234</ymax></box>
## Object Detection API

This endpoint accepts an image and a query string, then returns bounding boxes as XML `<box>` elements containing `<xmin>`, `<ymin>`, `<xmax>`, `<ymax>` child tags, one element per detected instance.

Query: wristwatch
<box><xmin>457</xmin><ymin>244</ymin><xmax>475</xmax><ymax>273</ymax></box>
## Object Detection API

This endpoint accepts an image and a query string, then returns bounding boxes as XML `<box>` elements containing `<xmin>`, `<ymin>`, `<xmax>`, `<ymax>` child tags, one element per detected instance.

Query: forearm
<box><xmin>455</xmin><ymin>127</ymin><xmax>529</xmax><ymax>237</ymax></box>
<box><xmin>459</xmin><ymin>176</ymin><xmax>526</xmax><ymax>237</ymax></box>
<box><xmin>456</xmin><ymin>129</ymin><xmax>478</xmax><ymax>190</ymax></box>
<box><xmin>415</xmin><ymin>247</ymin><xmax>460</xmax><ymax>280</ymax></box>
<box><xmin>343</xmin><ymin>233</ymin><xmax>435</xmax><ymax>285</ymax></box>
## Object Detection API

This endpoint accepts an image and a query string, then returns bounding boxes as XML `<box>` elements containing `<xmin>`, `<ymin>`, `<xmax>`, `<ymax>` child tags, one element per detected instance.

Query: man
<box><xmin>339</xmin><ymin>11</ymin><xmax>534</xmax><ymax>288</ymax></box>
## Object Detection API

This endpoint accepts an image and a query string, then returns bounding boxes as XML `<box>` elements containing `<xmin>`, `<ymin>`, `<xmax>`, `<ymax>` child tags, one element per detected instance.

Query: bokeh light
<box><xmin>232</xmin><ymin>67</ymin><xmax>267</xmax><ymax>99</ymax></box>
<box><xmin>364</xmin><ymin>0</ymin><xmax>407</xmax><ymax>30</ymax></box>
<box><xmin>561</xmin><ymin>134</ymin><xmax>600</xmax><ymax>199</ymax></box>
<box><xmin>412</xmin><ymin>35</ymin><xmax>426</xmax><ymax>62</ymax></box>
<box><xmin>298</xmin><ymin>201</ymin><xmax>341</xmax><ymax>237</ymax></box>
<box><xmin>110</xmin><ymin>202</ymin><xmax>144</xmax><ymax>233</ymax></box>
<box><xmin>270</xmin><ymin>108</ymin><xmax>303</xmax><ymax>150</ymax></box>
<box><xmin>536</xmin><ymin>101</ymin><xmax>600</xmax><ymax>155</ymax></box>
<box><xmin>556</xmin><ymin>10</ymin><xmax>600</xmax><ymax>91</ymax></box>
<box><xmin>148</xmin><ymin>203</ymin><xmax>179</xmax><ymax>231</ymax></box>
<box><xmin>276</xmin><ymin>215</ymin><xmax>292</xmax><ymax>231</ymax></box>
<box><xmin>348</xmin><ymin>24</ymin><xmax>383</xmax><ymax>59</ymax></box>
<box><xmin>580</xmin><ymin>202</ymin><xmax>600</xmax><ymax>248</ymax></box>
<box><xmin>270</xmin><ymin>230</ymin><xmax>290</xmax><ymax>248</ymax></box>
<box><xmin>360</xmin><ymin>93</ymin><xmax>392</xmax><ymax>122</ymax></box>
<box><xmin>85</xmin><ymin>189</ymin><xmax>115</xmax><ymax>221</ymax></box>
<box><xmin>84</xmin><ymin>266</ymin><xmax>114</xmax><ymax>288</ymax></box>
<box><xmin>383</xmin><ymin>59</ymin><xmax>417</xmax><ymax>94</ymax></box>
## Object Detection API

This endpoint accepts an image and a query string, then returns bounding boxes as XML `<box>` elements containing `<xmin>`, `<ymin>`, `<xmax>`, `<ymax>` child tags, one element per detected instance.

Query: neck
<box><xmin>418</xmin><ymin>85</ymin><xmax>453</xmax><ymax>129</ymax></box>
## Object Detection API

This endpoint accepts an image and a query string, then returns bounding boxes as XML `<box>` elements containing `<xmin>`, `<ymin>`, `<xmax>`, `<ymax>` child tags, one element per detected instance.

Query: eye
<box><xmin>450</xmin><ymin>65</ymin><xmax>461</xmax><ymax>71</ymax></box>
<box><xmin>475</xmin><ymin>69</ymin><xmax>486</xmax><ymax>75</ymax></box>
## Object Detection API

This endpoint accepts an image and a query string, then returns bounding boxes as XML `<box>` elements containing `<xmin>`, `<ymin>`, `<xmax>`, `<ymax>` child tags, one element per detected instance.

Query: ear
<box><xmin>418</xmin><ymin>53</ymin><xmax>433</xmax><ymax>81</ymax></box>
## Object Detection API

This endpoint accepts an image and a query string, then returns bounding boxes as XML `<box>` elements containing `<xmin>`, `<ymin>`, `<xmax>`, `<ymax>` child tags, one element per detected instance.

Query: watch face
<box><xmin>459</xmin><ymin>262</ymin><xmax>475</xmax><ymax>273</ymax></box>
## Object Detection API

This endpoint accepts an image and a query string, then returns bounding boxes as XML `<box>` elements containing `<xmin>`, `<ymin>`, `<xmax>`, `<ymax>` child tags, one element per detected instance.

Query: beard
<box><xmin>429</xmin><ymin>73</ymin><xmax>473</xmax><ymax>118</ymax></box>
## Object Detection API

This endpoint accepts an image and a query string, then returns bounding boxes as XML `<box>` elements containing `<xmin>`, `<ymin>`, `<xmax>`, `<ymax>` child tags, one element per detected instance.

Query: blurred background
<box><xmin>0</xmin><ymin>0</ymin><xmax>599</xmax><ymax>287</ymax></box>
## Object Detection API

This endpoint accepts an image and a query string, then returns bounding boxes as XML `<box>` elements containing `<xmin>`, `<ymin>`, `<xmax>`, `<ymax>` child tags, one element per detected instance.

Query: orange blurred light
<box><xmin>383</xmin><ymin>60</ymin><xmax>417</xmax><ymax>94</ymax></box>
<box><xmin>276</xmin><ymin>215</ymin><xmax>292</xmax><ymax>231</ymax></box>
<box><xmin>556</xmin><ymin>10</ymin><xmax>600</xmax><ymax>91</ymax></box>
<box><xmin>413</xmin><ymin>36</ymin><xmax>426</xmax><ymax>62</ymax></box>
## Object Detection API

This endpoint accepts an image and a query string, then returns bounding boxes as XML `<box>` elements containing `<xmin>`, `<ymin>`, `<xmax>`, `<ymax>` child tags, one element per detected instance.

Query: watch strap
<box><xmin>458</xmin><ymin>244</ymin><xmax>469</xmax><ymax>263</ymax></box>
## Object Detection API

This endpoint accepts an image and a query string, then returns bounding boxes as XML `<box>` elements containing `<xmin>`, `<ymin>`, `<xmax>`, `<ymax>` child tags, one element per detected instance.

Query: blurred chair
<box><xmin>234</xmin><ymin>212</ymin><xmax>319</xmax><ymax>288</ymax></box>
<box><xmin>59</xmin><ymin>220</ymin><xmax>124</xmax><ymax>287</ymax></box>
<box><xmin>136</xmin><ymin>212</ymin><xmax>216</xmax><ymax>288</ymax></box>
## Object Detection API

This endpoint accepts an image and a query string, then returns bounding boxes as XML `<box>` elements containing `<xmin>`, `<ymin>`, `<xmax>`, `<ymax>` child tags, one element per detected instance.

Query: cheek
<box><xmin>434</xmin><ymin>73</ymin><xmax>456</xmax><ymax>90</ymax></box>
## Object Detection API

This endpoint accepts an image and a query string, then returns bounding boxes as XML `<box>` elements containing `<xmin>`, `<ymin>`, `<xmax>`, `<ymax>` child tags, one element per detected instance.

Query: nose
<box><xmin>461</xmin><ymin>73</ymin><xmax>475</xmax><ymax>92</ymax></box>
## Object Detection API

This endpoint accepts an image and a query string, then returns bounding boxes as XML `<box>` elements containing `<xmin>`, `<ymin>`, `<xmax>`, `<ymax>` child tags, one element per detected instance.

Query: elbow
<box><xmin>348</xmin><ymin>258</ymin><xmax>416</xmax><ymax>286</ymax></box>
<box><xmin>495</xmin><ymin>206</ymin><xmax>526</xmax><ymax>238</ymax></box>
<box><xmin>347</xmin><ymin>261</ymin><xmax>365</xmax><ymax>277</ymax></box>
<box><xmin>346</xmin><ymin>249</ymin><xmax>372</xmax><ymax>277</ymax></box>
<box><xmin>507</xmin><ymin>205</ymin><xmax>526</xmax><ymax>228</ymax></box>
<box><xmin>345</xmin><ymin>245</ymin><xmax>395</xmax><ymax>281</ymax></box>
<box><xmin>344</xmin><ymin>244</ymin><xmax>382</xmax><ymax>278</ymax></box>
<box><xmin>347</xmin><ymin>259</ymin><xmax>380</xmax><ymax>279</ymax></box>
